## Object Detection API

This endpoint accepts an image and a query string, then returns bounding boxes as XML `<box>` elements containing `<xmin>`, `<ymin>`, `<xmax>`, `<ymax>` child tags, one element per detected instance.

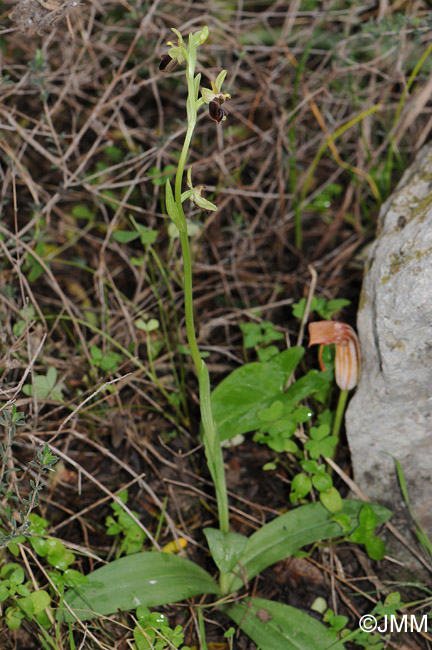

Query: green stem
<box><xmin>171</xmin><ymin>38</ymin><xmax>230</xmax><ymax>545</ymax></box>
<box><xmin>199</xmin><ymin>363</ymin><xmax>229</xmax><ymax>534</ymax></box>
<box><xmin>175</xmin><ymin>123</ymin><xmax>195</xmax><ymax>212</ymax></box>
<box><xmin>331</xmin><ymin>388</ymin><xmax>349</xmax><ymax>454</ymax></box>
<box><xmin>197</xmin><ymin>607</ymin><xmax>208</xmax><ymax>650</ymax></box>
<box><xmin>179</xmin><ymin>230</ymin><xmax>202</xmax><ymax>371</ymax></box>
<box><xmin>219</xmin><ymin>572</ymin><xmax>230</xmax><ymax>595</ymax></box>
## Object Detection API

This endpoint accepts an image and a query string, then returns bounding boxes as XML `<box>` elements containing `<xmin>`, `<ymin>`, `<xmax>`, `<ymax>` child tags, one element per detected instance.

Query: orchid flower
<box><xmin>201</xmin><ymin>70</ymin><xmax>231</xmax><ymax>123</ymax></box>
<box><xmin>180</xmin><ymin>166</ymin><xmax>217</xmax><ymax>211</ymax></box>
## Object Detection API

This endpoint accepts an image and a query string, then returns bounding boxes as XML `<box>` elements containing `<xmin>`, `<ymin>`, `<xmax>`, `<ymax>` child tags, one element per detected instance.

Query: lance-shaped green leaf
<box><xmin>203</xmin><ymin>528</ymin><xmax>247</xmax><ymax>574</ymax></box>
<box><xmin>225</xmin><ymin>500</ymin><xmax>391</xmax><ymax>593</ymax></box>
<box><xmin>59</xmin><ymin>552</ymin><xmax>220</xmax><ymax>621</ymax></box>
<box><xmin>225</xmin><ymin>596</ymin><xmax>344</xmax><ymax>650</ymax></box>
<box><xmin>194</xmin><ymin>73</ymin><xmax>201</xmax><ymax>101</ymax></box>
<box><xmin>165</xmin><ymin>180</ymin><xmax>184</xmax><ymax>231</ymax></box>
<box><xmin>210</xmin><ymin>348</ymin><xmax>305</xmax><ymax>440</ymax></box>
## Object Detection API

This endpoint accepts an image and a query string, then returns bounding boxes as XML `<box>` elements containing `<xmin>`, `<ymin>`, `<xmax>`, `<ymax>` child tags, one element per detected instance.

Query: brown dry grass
<box><xmin>1</xmin><ymin>1</ymin><xmax>432</xmax><ymax>648</ymax></box>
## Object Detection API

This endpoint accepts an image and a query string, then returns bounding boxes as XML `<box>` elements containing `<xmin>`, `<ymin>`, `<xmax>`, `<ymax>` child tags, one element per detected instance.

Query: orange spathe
<box><xmin>308</xmin><ymin>321</ymin><xmax>361</xmax><ymax>391</ymax></box>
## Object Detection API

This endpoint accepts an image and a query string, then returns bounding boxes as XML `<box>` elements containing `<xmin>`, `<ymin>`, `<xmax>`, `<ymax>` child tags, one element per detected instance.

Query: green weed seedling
<box><xmin>292</xmin><ymin>296</ymin><xmax>351</xmax><ymax>321</ymax></box>
<box><xmin>22</xmin><ymin>366</ymin><xmax>65</xmax><ymax>402</ymax></box>
<box><xmin>348</xmin><ymin>504</ymin><xmax>386</xmax><ymax>561</ymax></box>
<box><xmin>240</xmin><ymin>320</ymin><xmax>284</xmax><ymax>362</ymax></box>
<box><xmin>90</xmin><ymin>344</ymin><xmax>123</xmax><ymax>374</ymax></box>
<box><xmin>105</xmin><ymin>489</ymin><xmax>146</xmax><ymax>557</ymax></box>
<box><xmin>135</xmin><ymin>317</ymin><xmax>164</xmax><ymax>361</ymax></box>
<box><xmin>335</xmin><ymin>592</ymin><xmax>405</xmax><ymax>649</ymax></box>
<box><xmin>86</xmin><ymin>160</ymin><xmax>119</xmax><ymax>211</ymax></box>
<box><xmin>323</xmin><ymin>607</ymin><xmax>348</xmax><ymax>635</ymax></box>
<box><xmin>0</xmin><ymin>419</ymin><xmax>84</xmax><ymax>631</ymax></box>
<box><xmin>290</xmin><ymin>460</ymin><xmax>341</xmax><ymax>514</ymax></box>
<box><xmin>147</xmin><ymin>164</ymin><xmax>177</xmax><ymax>187</ymax></box>
<box><xmin>2</xmin><ymin>513</ymin><xmax>88</xmax><ymax>634</ymax></box>
<box><xmin>12</xmin><ymin>303</ymin><xmax>36</xmax><ymax>337</ymax></box>
<box><xmin>305</xmin><ymin>421</ymin><xmax>338</xmax><ymax>459</ymax></box>
<box><xmin>253</xmin><ymin>399</ymin><xmax>310</xmax><ymax>453</ymax></box>
<box><xmin>0</xmin><ymin>410</ymin><xmax>58</xmax><ymax>549</ymax></box>
<box><xmin>311</xmin><ymin>182</ymin><xmax>343</xmax><ymax>213</ymax></box>
<box><xmin>9</xmin><ymin>513</ymin><xmax>87</xmax><ymax>590</ymax></box>
<box><xmin>24</xmin><ymin>514</ymin><xmax>76</xmax><ymax>572</ymax></box>
<box><xmin>312</xmin><ymin>591</ymin><xmax>407</xmax><ymax>648</ymax></box>
<box><xmin>59</xmin><ymin>27</ymin><xmax>391</xmax><ymax>649</ymax></box>
<box><xmin>133</xmin><ymin>606</ymin><xmax>189</xmax><ymax>650</ymax></box>
<box><xmin>23</xmin><ymin>241</ymin><xmax>47</xmax><ymax>283</ymax></box>
<box><xmin>103</xmin><ymin>144</ymin><xmax>125</xmax><ymax>163</ymax></box>
<box><xmin>70</xmin><ymin>204</ymin><xmax>95</xmax><ymax>221</ymax></box>
<box><xmin>0</xmin><ymin>562</ymin><xmax>51</xmax><ymax>630</ymax></box>
<box><xmin>112</xmin><ymin>215</ymin><xmax>159</xmax><ymax>247</ymax></box>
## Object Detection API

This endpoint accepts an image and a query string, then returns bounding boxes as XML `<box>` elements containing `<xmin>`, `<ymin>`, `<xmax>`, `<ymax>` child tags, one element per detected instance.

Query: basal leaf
<box><xmin>225</xmin><ymin>596</ymin><xmax>343</xmax><ymax>650</ymax></box>
<box><xmin>59</xmin><ymin>552</ymin><xmax>220</xmax><ymax>621</ymax></box>
<box><xmin>211</xmin><ymin>348</ymin><xmax>304</xmax><ymax>441</ymax></box>
<box><xmin>226</xmin><ymin>500</ymin><xmax>391</xmax><ymax>592</ymax></box>
<box><xmin>203</xmin><ymin>528</ymin><xmax>247</xmax><ymax>574</ymax></box>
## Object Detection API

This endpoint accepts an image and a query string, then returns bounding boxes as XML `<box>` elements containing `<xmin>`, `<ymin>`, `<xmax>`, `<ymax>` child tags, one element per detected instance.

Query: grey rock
<box><xmin>346</xmin><ymin>145</ymin><xmax>432</xmax><ymax>541</ymax></box>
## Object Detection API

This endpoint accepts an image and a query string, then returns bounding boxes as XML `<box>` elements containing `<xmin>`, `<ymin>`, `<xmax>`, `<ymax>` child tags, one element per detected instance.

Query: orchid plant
<box><xmin>59</xmin><ymin>27</ymin><xmax>391</xmax><ymax>649</ymax></box>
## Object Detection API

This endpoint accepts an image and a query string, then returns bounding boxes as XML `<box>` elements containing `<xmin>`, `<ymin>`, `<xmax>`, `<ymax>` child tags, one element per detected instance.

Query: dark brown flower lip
<box><xmin>159</xmin><ymin>54</ymin><xmax>178</xmax><ymax>73</ymax></box>
<box><xmin>209</xmin><ymin>96</ymin><xmax>228</xmax><ymax>123</ymax></box>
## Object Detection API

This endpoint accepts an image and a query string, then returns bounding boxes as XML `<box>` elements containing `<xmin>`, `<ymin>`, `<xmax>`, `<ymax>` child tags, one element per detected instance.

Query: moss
<box><xmin>388</xmin><ymin>252</ymin><xmax>404</xmax><ymax>275</ymax></box>
<box><xmin>385</xmin><ymin>247</ymin><xmax>432</xmax><ymax>279</ymax></box>
<box><xmin>362</xmin><ymin>258</ymin><xmax>372</xmax><ymax>278</ymax></box>
<box><xmin>358</xmin><ymin>286</ymin><xmax>368</xmax><ymax>310</ymax></box>
<box><xmin>409</xmin><ymin>192</ymin><xmax>432</xmax><ymax>222</ymax></box>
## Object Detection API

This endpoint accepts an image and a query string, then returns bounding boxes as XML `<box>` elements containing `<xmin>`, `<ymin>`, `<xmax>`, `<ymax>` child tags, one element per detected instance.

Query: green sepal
<box><xmin>201</xmin><ymin>87</ymin><xmax>214</xmax><ymax>104</ymax></box>
<box><xmin>214</xmin><ymin>70</ymin><xmax>227</xmax><ymax>92</ymax></box>
<box><xmin>192</xmin><ymin>194</ymin><xmax>217</xmax><ymax>211</ymax></box>
<box><xmin>181</xmin><ymin>189</ymin><xmax>194</xmax><ymax>203</ymax></box>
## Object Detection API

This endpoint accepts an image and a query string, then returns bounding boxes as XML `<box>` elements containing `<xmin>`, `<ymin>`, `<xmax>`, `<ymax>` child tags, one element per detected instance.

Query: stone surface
<box><xmin>346</xmin><ymin>145</ymin><xmax>432</xmax><ymax>540</ymax></box>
